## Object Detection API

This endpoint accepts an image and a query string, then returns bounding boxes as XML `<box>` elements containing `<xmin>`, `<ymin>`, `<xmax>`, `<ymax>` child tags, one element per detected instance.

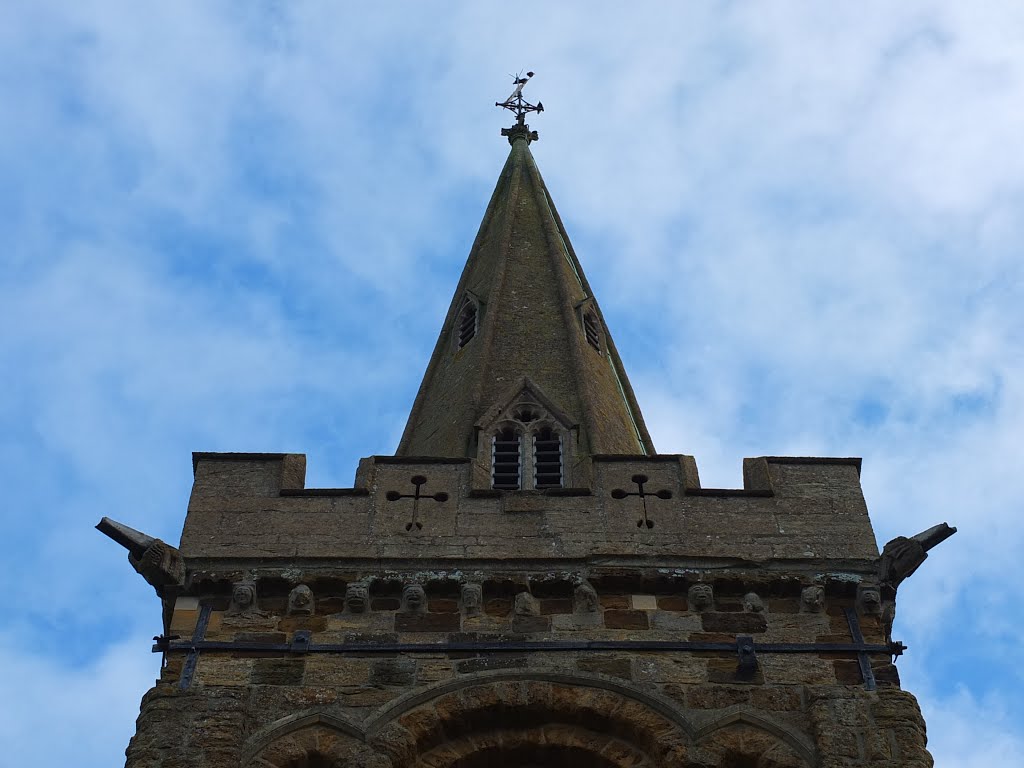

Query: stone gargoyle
<box><xmin>96</xmin><ymin>516</ymin><xmax>185</xmax><ymax>593</ymax></box>
<box><xmin>877</xmin><ymin>522</ymin><xmax>956</xmax><ymax>590</ymax></box>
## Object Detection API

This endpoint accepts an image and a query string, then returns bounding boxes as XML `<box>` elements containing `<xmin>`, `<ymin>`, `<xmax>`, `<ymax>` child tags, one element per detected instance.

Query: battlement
<box><xmin>179</xmin><ymin>452</ymin><xmax>878</xmax><ymax>566</ymax></box>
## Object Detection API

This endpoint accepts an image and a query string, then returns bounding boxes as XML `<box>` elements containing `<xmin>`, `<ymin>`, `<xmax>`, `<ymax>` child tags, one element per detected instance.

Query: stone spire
<box><xmin>397</xmin><ymin>116</ymin><xmax>655</xmax><ymax>479</ymax></box>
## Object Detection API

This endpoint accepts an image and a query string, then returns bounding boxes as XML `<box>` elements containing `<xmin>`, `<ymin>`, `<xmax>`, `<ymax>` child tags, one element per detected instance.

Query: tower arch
<box><xmin>694</xmin><ymin>709</ymin><xmax>815</xmax><ymax>768</ymax></box>
<box><xmin>365</xmin><ymin>673</ymin><xmax>695</xmax><ymax>768</ymax></box>
<box><xmin>243</xmin><ymin>713</ymin><xmax>384</xmax><ymax>768</ymax></box>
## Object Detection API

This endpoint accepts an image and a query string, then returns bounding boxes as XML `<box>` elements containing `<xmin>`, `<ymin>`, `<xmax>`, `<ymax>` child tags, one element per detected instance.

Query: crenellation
<box><xmin>176</xmin><ymin>453</ymin><xmax>882</xmax><ymax>567</ymax></box>
<box><xmin>190</xmin><ymin>452</ymin><xmax>307</xmax><ymax>494</ymax></box>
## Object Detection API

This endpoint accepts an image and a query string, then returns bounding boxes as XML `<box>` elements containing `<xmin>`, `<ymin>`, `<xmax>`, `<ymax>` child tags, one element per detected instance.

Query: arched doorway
<box><xmin>365</xmin><ymin>675</ymin><xmax>693</xmax><ymax>768</ymax></box>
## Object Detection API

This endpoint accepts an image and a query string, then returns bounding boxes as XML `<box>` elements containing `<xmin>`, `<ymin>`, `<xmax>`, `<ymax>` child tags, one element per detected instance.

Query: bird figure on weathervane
<box><xmin>497</xmin><ymin>70</ymin><xmax>543</xmax><ymax>143</ymax></box>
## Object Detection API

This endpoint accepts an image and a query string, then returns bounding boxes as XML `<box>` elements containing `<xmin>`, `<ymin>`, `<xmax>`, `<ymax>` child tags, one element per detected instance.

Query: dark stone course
<box><xmin>370</xmin><ymin>658</ymin><xmax>417</xmax><ymax>686</ymax></box>
<box><xmin>833</xmin><ymin>660</ymin><xmax>863</xmax><ymax>685</ymax></box>
<box><xmin>251</xmin><ymin>658</ymin><xmax>305</xmax><ymax>686</ymax></box>
<box><xmin>539</xmin><ymin>598</ymin><xmax>573</xmax><ymax>615</ymax></box>
<box><xmin>484</xmin><ymin>598</ymin><xmax>512</xmax><ymax>616</ymax></box>
<box><xmin>701</xmin><ymin>612</ymin><xmax>767</xmax><ymax>633</ymax></box>
<box><xmin>429</xmin><ymin>598</ymin><xmax>460</xmax><ymax>613</ymax></box>
<box><xmin>233</xmin><ymin>632</ymin><xmax>286</xmax><ymax>643</ymax></box>
<box><xmin>707</xmin><ymin>657</ymin><xmax>764</xmax><ymax>685</ymax></box>
<box><xmin>688</xmin><ymin>632</ymin><xmax>736</xmax><ymax>643</ymax></box>
<box><xmin>395</xmin><ymin>612</ymin><xmax>461</xmax><ymax>632</ymax></box>
<box><xmin>685</xmin><ymin>685</ymin><xmax>753</xmax><ymax>709</ymax></box>
<box><xmin>873</xmin><ymin>662</ymin><xmax>902</xmax><ymax>687</ymax></box>
<box><xmin>576</xmin><ymin>656</ymin><xmax>634</xmax><ymax>680</ymax></box>
<box><xmin>455</xmin><ymin>655</ymin><xmax>528</xmax><ymax>674</ymax></box>
<box><xmin>657</xmin><ymin>596</ymin><xmax>688</xmax><ymax>611</ymax></box>
<box><xmin>277</xmin><ymin>616</ymin><xmax>327</xmax><ymax>632</ymax></box>
<box><xmin>604</xmin><ymin>610</ymin><xmax>650</xmax><ymax>630</ymax></box>
<box><xmin>510</xmin><ymin>615</ymin><xmax>552</xmax><ymax>633</ymax></box>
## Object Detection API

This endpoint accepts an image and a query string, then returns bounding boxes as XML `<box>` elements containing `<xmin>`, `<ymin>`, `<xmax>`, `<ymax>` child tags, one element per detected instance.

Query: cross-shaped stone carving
<box><xmin>386</xmin><ymin>475</ymin><xmax>449</xmax><ymax>531</ymax></box>
<box><xmin>610</xmin><ymin>473</ymin><xmax>672</xmax><ymax>529</ymax></box>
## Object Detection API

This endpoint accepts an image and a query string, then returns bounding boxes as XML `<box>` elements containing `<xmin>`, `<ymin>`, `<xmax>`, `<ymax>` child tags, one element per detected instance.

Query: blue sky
<box><xmin>1</xmin><ymin>2</ymin><xmax>1022</xmax><ymax>765</ymax></box>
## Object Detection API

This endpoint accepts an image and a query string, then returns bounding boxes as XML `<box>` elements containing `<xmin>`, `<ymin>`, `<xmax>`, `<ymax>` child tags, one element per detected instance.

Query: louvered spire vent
<box><xmin>533</xmin><ymin>427</ymin><xmax>562</xmax><ymax>489</ymax></box>
<box><xmin>583</xmin><ymin>310</ymin><xmax>601</xmax><ymax>351</ymax></box>
<box><xmin>457</xmin><ymin>297</ymin><xmax>478</xmax><ymax>349</ymax></box>
<box><xmin>491</xmin><ymin>428</ymin><xmax>521</xmax><ymax>490</ymax></box>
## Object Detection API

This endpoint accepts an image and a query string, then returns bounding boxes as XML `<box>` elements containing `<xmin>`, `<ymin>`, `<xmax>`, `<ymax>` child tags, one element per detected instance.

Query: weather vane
<box><xmin>496</xmin><ymin>70</ymin><xmax>544</xmax><ymax>144</ymax></box>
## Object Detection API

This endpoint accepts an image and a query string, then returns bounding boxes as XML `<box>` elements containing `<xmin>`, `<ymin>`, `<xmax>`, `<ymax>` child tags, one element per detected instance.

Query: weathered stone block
<box><xmin>685</xmin><ymin>685</ymin><xmax>752</xmax><ymax>709</ymax></box>
<box><xmin>277</xmin><ymin>616</ymin><xmax>327</xmax><ymax>632</ymax></box>
<box><xmin>395</xmin><ymin>612</ymin><xmax>461</xmax><ymax>632</ymax></box>
<box><xmin>651</xmin><ymin>611</ymin><xmax>701</xmax><ymax>632</ymax></box>
<box><xmin>455</xmin><ymin>656</ymin><xmax>528</xmax><ymax>674</ymax></box>
<box><xmin>751</xmin><ymin>686</ymin><xmax>803</xmax><ymax>711</ymax></box>
<box><xmin>196</xmin><ymin>657</ymin><xmax>252</xmax><ymax>686</ymax></box>
<box><xmin>539</xmin><ymin>598</ymin><xmax>572</xmax><ymax>614</ymax></box>
<box><xmin>484</xmin><ymin>598</ymin><xmax>512</xmax><ymax>616</ymax></box>
<box><xmin>303</xmin><ymin>656</ymin><xmax>373</xmax><ymax>686</ymax></box>
<box><xmin>656</xmin><ymin>596</ymin><xmax>688</xmax><ymax>611</ymax></box>
<box><xmin>700</xmin><ymin>612</ymin><xmax>767</xmax><ymax>633</ymax></box>
<box><xmin>833</xmin><ymin>660</ymin><xmax>863</xmax><ymax>685</ymax></box>
<box><xmin>511</xmin><ymin>615</ymin><xmax>551</xmax><ymax>633</ymax></box>
<box><xmin>576</xmin><ymin>656</ymin><xmax>633</xmax><ymax>680</ymax></box>
<box><xmin>760</xmin><ymin>656</ymin><xmax>835</xmax><ymax>685</ymax></box>
<box><xmin>251</xmin><ymin>658</ymin><xmax>305</xmax><ymax>686</ymax></box>
<box><xmin>707</xmin><ymin>656</ymin><xmax>764</xmax><ymax>684</ymax></box>
<box><xmin>370</xmin><ymin>658</ymin><xmax>417</xmax><ymax>686</ymax></box>
<box><xmin>416</xmin><ymin>659</ymin><xmax>455</xmax><ymax>684</ymax></box>
<box><xmin>604</xmin><ymin>610</ymin><xmax>649</xmax><ymax>630</ymax></box>
<box><xmin>633</xmin><ymin>655</ymin><xmax>706</xmax><ymax>684</ymax></box>
<box><xmin>630</xmin><ymin>594</ymin><xmax>658</xmax><ymax>610</ymax></box>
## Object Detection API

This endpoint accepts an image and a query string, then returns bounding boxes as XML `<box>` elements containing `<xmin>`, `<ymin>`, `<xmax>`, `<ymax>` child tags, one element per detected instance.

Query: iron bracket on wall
<box><xmin>176</xmin><ymin>604</ymin><xmax>211</xmax><ymax>691</ymax></box>
<box><xmin>154</xmin><ymin>632</ymin><xmax>902</xmax><ymax>690</ymax></box>
<box><xmin>844</xmin><ymin>607</ymin><xmax>877</xmax><ymax>691</ymax></box>
<box><xmin>736</xmin><ymin>634</ymin><xmax>758</xmax><ymax>679</ymax></box>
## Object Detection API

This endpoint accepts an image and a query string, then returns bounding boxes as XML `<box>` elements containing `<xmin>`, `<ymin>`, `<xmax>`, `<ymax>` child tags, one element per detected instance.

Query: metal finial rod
<box><xmin>496</xmin><ymin>71</ymin><xmax>544</xmax><ymax>142</ymax></box>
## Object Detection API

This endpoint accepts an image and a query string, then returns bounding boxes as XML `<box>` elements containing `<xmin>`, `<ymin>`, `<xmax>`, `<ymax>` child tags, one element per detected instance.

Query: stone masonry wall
<box><xmin>125</xmin><ymin>452</ymin><xmax>931</xmax><ymax>767</ymax></box>
<box><xmin>180</xmin><ymin>453</ymin><xmax>879</xmax><ymax>565</ymax></box>
<box><xmin>128</xmin><ymin>573</ymin><xmax>930</xmax><ymax>767</ymax></box>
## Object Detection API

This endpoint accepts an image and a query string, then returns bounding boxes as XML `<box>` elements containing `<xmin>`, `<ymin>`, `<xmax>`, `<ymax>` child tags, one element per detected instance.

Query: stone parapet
<box><xmin>179</xmin><ymin>453</ymin><xmax>879</xmax><ymax>565</ymax></box>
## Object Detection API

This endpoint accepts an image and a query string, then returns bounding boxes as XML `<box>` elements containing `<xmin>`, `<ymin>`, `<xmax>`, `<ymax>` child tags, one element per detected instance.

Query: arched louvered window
<box><xmin>583</xmin><ymin>309</ymin><xmax>601</xmax><ymax>351</ymax></box>
<box><xmin>491</xmin><ymin>427</ymin><xmax>521</xmax><ymax>490</ymax></box>
<box><xmin>533</xmin><ymin>427</ymin><xmax>562</xmax><ymax>489</ymax></box>
<box><xmin>456</xmin><ymin>296</ymin><xmax>478</xmax><ymax>349</ymax></box>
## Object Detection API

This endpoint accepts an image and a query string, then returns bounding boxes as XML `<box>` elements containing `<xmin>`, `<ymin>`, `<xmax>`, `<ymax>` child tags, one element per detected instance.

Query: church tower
<box><xmin>103</xmin><ymin>76</ymin><xmax>953</xmax><ymax>768</ymax></box>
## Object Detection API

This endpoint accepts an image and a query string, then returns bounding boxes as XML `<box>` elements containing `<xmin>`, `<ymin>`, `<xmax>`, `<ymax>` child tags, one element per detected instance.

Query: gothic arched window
<box><xmin>533</xmin><ymin>427</ymin><xmax>562</xmax><ymax>489</ymax></box>
<box><xmin>480</xmin><ymin>386</ymin><xmax>574</xmax><ymax>491</ymax></box>
<box><xmin>491</xmin><ymin>427</ymin><xmax>521</xmax><ymax>490</ymax></box>
<box><xmin>456</xmin><ymin>295</ymin><xmax>479</xmax><ymax>349</ymax></box>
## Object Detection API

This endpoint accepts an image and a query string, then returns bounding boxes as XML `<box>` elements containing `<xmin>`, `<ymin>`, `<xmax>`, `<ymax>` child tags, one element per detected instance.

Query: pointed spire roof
<box><xmin>397</xmin><ymin>129</ymin><xmax>654</xmax><ymax>461</ymax></box>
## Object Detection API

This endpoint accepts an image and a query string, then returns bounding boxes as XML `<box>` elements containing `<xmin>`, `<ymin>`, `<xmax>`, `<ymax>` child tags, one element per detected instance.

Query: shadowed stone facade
<box><xmin>107</xmin><ymin>124</ymin><xmax>945</xmax><ymax>767</ymax></box>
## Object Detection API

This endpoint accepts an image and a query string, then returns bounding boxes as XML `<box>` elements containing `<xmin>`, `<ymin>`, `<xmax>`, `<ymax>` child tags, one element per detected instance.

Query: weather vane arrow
<box><xmin>497</xmin><ymin>70</ymin><xmax>543</xmax><ymax>144</ymax></box>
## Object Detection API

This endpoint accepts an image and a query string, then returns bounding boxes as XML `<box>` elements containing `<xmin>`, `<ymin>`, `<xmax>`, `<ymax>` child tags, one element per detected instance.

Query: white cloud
<box><xmin>0</xmin><ymin>626</ymin><xmax>158</xmax><ymax>766</ymax></box>
<box><xmin>907</xmin><ymin>680</ymin><xmax>1024</xmax><ymax>768</ymax></box>
<box><xmin>1</xmin><ymin>2</ymin><xmax>1021</xmax><ymax>765</ymax></box>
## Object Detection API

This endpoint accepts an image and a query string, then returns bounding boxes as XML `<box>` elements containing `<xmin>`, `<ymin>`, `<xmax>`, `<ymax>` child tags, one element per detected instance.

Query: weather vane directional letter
<box><xmin>496</xmin><ymin>70</ymin><xmax>543</xmax><ymax>144</ymax></box>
